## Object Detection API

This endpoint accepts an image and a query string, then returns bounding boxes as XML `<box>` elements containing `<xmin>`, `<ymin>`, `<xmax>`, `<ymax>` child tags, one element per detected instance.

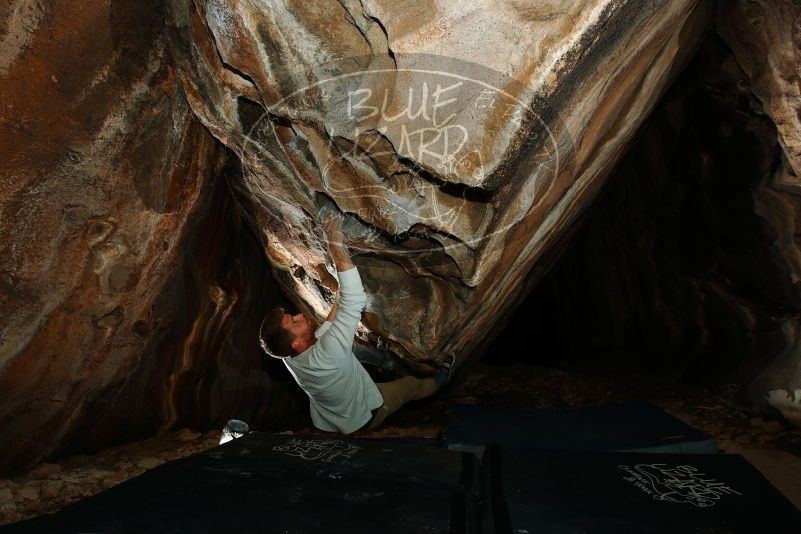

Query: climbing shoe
<box><xmin>434</xmin><ymin>353</ymin><xmax>457</xmax><ymax>388</ymax></box>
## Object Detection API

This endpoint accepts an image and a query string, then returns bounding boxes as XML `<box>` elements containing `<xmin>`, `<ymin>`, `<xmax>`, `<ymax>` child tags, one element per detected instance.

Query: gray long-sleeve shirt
<box><xmin>283</xmin><ymin>267</ymin><xmax>384</xmax><ymax>433</ymax></box>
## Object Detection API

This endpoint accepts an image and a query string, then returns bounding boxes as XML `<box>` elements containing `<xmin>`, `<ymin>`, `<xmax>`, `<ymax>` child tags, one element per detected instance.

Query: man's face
<box><xmin>280</xmin><ymin>312</ymin><xmax>316</xmax><ymax>347</ymax></box>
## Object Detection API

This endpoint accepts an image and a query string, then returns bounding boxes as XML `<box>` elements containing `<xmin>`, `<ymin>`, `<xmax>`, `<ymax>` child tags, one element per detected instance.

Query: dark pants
<box><xmin>367</xmin><ymin>376</ymin><xmax>439</xmax><ymax>429</ymax></box>
<box><xmin>353</xmin><ymin>342</ymin><xmax>395</xmax><ymax>371</ymax></box>
<box><xmin>352</xmin><ymin>343</ymin><xmax>439</xmax><ymax>430</ymax></box>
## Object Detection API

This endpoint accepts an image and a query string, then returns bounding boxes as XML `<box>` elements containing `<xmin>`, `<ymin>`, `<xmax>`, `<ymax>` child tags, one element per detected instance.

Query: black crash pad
<box><xmin>486</xmin><ymin>448</ymin><xmax>801</xmax><ymax>533</ymax></box>
<box><xmin>447</xmin><ymin>401</ymin><xmax>717</xmax><ymax>456</ymax></box>
<box><xmin>1</xmin><ymin>433</ymin><xmax>480</xmax><ymax>534</ymax></box>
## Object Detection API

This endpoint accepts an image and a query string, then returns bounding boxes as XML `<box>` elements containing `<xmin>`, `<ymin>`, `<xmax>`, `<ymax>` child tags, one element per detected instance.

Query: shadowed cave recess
<box><xmin>488</xmin><ymin>33</ymin><xmax>798</xmax><ymax>405</ymax></box>
<box><xmin>2</xmin><ymin>0</ymin><xmax>801</xmax><ymax>489</ymax></box>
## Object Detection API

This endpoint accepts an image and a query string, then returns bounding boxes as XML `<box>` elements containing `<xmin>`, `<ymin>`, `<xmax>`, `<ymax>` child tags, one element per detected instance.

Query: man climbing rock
<box><xmin>260</xmin><ymin>216</ymin><xmax>456</xmax><ymax>434</ymax></box>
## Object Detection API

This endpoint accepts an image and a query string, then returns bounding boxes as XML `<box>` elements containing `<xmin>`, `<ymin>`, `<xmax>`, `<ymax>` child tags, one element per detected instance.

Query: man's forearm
<box><xmin>326</xmin><ymin>298</ymin><xmax>338</xmax><ymax>321</ymax></box>
<box><xmin>329</xmin><ymin>242</ymin><xmax>354</xmax><ymax>272</ymax></box>
<box><xmin>329</xmin><ymin>250</ymin><xmax>367</xmax><ymax>318</ymax></box>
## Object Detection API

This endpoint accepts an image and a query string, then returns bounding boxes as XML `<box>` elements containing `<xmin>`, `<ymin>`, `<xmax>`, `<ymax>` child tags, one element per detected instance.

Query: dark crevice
<box><xmin>332</xmin><ymin>128</ymin><xmax>496</xmax><ymax>204</ymax></box>
<box><xmin>236</xmin><ymin>96</ymin><xmax>265</xmax><ymax>134</ymax></box>
<box><xmin>481</xmin><ymin>33</ymin><xmax>794</xmax><ymax>406</ymax></box>
<box><xmin>200</xmin><ymin>8</ymin><xmax>260</xmax><ymax>92</ymax></box>
<box><xmin>395</xmin><ymin>155</ymin><xmax>495</xmax><ymax>203</ymax></box>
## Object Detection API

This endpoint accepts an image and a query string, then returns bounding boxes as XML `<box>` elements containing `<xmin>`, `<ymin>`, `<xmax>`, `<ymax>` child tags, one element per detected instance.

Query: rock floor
<box><xmin>2</xmin><ymin>362</ymin><xmax>800</xmax><ymax>525</ymax></box>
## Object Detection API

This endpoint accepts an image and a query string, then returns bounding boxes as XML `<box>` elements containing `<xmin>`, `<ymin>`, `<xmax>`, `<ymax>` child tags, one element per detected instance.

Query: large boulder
<box><xmin>165</xmin><ymin>0</ymin><xmax>715</xmax><ymax>366</ymax></box>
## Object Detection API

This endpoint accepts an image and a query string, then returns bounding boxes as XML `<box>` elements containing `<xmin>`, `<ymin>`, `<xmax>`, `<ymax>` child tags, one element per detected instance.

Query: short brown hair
<box><xmin>260</xmin><ymin>307</ymin><xmax>294</xmax><ymax>358</ymax></box>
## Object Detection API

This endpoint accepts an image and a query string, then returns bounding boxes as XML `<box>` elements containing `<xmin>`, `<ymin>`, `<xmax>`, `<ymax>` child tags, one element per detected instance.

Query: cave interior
<box><xmin>2</xmin><ymin>0</ymin><xmax>801</xmax><ymax>529</ymax></box>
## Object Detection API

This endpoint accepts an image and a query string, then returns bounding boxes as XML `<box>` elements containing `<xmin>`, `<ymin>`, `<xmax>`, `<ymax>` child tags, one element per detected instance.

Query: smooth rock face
<box><xmin>0</xmin><ymin>0</ymin><xmax>303</xmax><ymax>476</ymax></box>
<box><xmin>166</xmin><ymin>0</ymin><xmax>715</xmax><ymax>365</ymax></box>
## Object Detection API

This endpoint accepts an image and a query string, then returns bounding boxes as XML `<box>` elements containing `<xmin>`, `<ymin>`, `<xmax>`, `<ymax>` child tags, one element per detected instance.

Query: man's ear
<box><xmin>292</xmin><ymin>338</ymin><xmax>310</xmax><ymax>353</ymax></box>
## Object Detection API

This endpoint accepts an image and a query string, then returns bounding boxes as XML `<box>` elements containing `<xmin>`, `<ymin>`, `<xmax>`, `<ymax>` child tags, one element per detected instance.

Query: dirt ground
<box><xmin>2</xmin><ymin>362</ymin><xmax>800</xmax><ymax>526</ymax></box>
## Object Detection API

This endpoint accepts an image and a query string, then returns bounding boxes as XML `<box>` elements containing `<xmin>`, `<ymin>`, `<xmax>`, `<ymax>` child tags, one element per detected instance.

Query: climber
<box><xmin>259</xmin><ymin>216</ymin><xmax>456</xmax><ymax>434</ymax></box>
